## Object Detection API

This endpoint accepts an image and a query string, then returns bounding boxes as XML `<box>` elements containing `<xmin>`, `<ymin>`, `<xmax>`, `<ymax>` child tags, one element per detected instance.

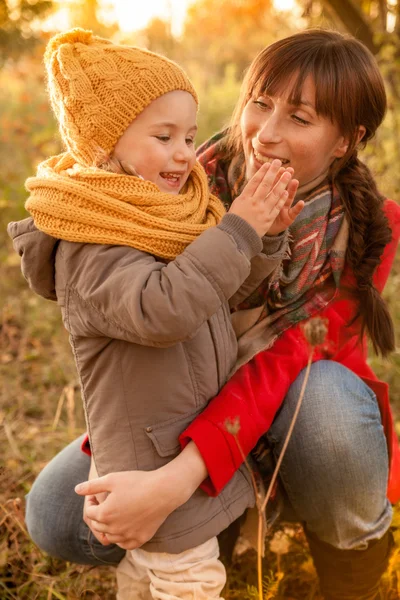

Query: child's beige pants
<box><xmin>116</xmin><ymin>537</ymin><xmax>226</xmax><ymax>599</ymax></box>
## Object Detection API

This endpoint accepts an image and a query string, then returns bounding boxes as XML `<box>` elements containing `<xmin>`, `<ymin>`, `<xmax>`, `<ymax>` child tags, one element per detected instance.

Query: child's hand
<box><xmin>228</xmin><ymin>160</ymin><xmax>299</xmax><ymax>237</ymax></box>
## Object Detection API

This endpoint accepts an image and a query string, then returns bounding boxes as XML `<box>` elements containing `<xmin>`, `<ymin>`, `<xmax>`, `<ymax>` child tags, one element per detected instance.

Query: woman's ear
<box><xmin>333</xmin><ymin>137</ymin><xmax>349</xmax><ymax>159</ymax></box>
<box><xmin>333</xmin><ymin>125</ymin><xmax>367</xmax><ymax>158</ymax></box>
<box><xmin>356</xmin><ymin>125</ymin><xmax>366</xmax><ymax>144</ymax></box>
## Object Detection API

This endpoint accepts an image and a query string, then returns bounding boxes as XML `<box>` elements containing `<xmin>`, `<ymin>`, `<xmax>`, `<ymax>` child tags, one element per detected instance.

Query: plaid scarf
<box><xmin>196</xmin><ymin>131</ymin><xmax>349</xmax><ymax>368</ymax></box>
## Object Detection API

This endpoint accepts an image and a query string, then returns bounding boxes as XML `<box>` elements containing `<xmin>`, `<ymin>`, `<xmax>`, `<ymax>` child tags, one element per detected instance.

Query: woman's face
<box><xmin>240</xmin><ymin>76</ymin><xmax>349</xmax><ymax>189</ymax></box>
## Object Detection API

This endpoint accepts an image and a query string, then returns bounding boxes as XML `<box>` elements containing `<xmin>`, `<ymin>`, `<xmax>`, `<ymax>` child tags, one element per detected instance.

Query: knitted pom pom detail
<box><xmin>45</xmin><ymin>28</ymin><xmax>93</xmax><ymax>62</ymax></box>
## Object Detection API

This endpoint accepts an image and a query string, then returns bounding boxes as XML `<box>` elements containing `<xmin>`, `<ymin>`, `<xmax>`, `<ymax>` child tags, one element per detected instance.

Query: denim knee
<box><xmin>267</xmin><ymin>360</ymin><xmax>392</xmax><ymax>549</ymax></box>
<box><xmin>25</xmin><ymin>452</ymin><xmax>88</xmax><ymax>560</ymax></box>
<box><xmin>25</xmin><ymin>436</ymin><xmax>125</xmax><ymax>565</ymax></box>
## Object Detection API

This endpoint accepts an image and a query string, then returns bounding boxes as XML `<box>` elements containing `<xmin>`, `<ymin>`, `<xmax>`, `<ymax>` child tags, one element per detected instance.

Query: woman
<box><xmin>19</xmin><ymin>29</ymin><xmax>400</xmax><ymax>599</ymax></box>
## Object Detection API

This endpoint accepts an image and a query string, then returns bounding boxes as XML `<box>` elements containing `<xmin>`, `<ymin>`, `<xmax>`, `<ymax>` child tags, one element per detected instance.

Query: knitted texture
<box><xmin>25</xmin><ymin>153</ymin><xmax>225</xmax><ymax>260</ymax></box>
<box><xmin>44</xmin><ymin>28</ymin><xmax>198</xmax><ymax>166</ymax></box>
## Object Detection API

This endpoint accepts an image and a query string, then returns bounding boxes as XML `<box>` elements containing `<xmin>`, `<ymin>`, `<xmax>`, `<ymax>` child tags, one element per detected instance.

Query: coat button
<box><xmin>146</xmin><ymin>426</ymin><xmax>153</xmax><ymax>433</ymax></box>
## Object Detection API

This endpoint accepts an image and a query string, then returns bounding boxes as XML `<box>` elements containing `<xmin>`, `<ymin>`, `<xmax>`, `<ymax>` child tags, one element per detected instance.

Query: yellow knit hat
<box><xmin>44</xmin><ymin>28</ymin><xmax>198</xmax><ymax>167</ymax></box>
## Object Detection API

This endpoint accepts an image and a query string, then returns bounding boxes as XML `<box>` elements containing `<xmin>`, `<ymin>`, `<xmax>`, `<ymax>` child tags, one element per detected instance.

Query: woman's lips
<box><xmin>253</xmin><ymin>149</ymin><xmax>290</xmax><ymax>166</ymax></box>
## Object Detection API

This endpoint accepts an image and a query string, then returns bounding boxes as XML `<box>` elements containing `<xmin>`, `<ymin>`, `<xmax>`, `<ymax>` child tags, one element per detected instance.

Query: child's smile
<box><xmin>160</xmin><ymin>170</ymin><xmax>187</xmax><ymax>190</ymax></box>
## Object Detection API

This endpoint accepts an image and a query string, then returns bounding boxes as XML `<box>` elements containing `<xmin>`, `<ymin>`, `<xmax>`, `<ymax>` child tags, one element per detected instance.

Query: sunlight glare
<box><xmin>110</xmin><ymin>0</ymin><xmax>191</xmax><ymax>35</ymax></box>
<box><xmin>273</xmin><ymin>0</ymin><xmax>296</xmax><ymax>11</ymax></box>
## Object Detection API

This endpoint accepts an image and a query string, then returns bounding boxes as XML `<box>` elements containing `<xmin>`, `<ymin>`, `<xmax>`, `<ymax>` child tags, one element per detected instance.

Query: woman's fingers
<box><xmin>94</xmin><ymin>530</ymin><xmax>112</xmax><ymax>546</ymax></box>
<box><xmin>289</xmin><ymin>199</ymin><xmax>305</xmax><ymax>220</ymax></box>
<box><xmin>286</xmin><ymin>178</ymin><xmax>299</xmax><ymax>205</ymax></box>
<box><xmin>75</xmin><ymin>476</ymin><xmax>111</xmax><ymax>497</ymax></box>
<box><xmin>85</xmin><ymin>502</ymin><xmax>109</xmax><ymax>524</ymax></box>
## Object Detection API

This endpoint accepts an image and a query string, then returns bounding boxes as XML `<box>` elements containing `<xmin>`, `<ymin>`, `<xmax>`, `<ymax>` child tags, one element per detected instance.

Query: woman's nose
<box><xmin>257</xmin><ymin>115</ymin><xmax>282</xmax><ymax>145</ymax></box>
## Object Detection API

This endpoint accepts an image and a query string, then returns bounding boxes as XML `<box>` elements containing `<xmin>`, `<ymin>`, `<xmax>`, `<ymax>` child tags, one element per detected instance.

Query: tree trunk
<box><xmin>322</xmin><ymin>0</ymin><xmax>379</xmax><ymax>53</ymax></box>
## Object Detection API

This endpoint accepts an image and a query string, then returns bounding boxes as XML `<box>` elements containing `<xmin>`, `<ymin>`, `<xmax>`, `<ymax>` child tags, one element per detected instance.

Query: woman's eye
<box><xmin>156</xmin><ymin>135</ymin><xmax>170</xmax><ymax>142</ymax></box>
<box><xmin>253</xmin><ymin>100</ymin><xmax>270</xmax><ymax>110</ymax></box>
<box><xmin>293</xmin><ymin>115</ymin><xmax>310</xmax><ymax>126</ymax></box>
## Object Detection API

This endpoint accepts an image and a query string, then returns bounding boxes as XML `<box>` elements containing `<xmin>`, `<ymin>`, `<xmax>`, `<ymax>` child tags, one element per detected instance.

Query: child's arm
<box><xmin>61</xmin><ymin>162</ymin><xmax>296</xmax><ymax>347</ymax></box>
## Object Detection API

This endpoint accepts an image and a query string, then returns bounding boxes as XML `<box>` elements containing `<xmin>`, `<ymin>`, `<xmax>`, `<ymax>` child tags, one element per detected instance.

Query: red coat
<box><xmin>180</xmin><ymin>199</ymin><xmax>400</xmax><ymax>504</ymax></box>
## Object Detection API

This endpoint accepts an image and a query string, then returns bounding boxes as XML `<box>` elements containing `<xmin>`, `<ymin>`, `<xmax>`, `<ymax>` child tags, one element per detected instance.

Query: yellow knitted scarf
<box><xmin>25</xmin><ymin>152</ymin><xmax>225</xmax><ymax>260</ymax></box>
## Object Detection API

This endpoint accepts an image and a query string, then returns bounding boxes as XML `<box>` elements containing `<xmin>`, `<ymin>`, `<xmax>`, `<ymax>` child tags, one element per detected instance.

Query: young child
<box><xmin>9</xmin><ymin>28</ymin><xmax>301</xmax><ymax>599</ymax></box>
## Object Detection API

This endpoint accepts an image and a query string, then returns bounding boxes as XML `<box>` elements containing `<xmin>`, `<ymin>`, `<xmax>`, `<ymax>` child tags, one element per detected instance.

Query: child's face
<box><xmin>113</xmin><ymin>91</ymin><xmax>197</xmax><ymax>194</ymax></box>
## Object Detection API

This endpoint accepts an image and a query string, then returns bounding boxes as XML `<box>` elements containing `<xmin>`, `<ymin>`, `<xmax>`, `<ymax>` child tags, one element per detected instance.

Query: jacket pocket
<box><xmin>144</xmin><ymin>408</ymin><xmax>204</xmax><ymax>458</ymax></box>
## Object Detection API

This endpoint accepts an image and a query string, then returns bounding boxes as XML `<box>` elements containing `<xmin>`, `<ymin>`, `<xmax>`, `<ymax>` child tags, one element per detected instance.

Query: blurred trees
<box><xmin>0</xmin><ymin>0</ymin><xmax>53</xmax><ymax>64</ymax></box>
<box><xmin>311</xmin><ymin>0</ymin><xmax>399</xmax><ymax>54</ymax></box>
<box><xmin>0</xmin><ymin>0</ymin><xmax>399</xmax><ymax>403</ymax></box>
<box><xmin>183</xmin><ymin>0</ymin><xmax>291</xmax><ymax>77</ymax></box>
<box><xmin>300</xmin><ymin>0</ymin><xmax>400</xmax><ymax>196</ymax></box>
<box><xmin>65</xmin><ymin>0</ymin><xmax>118</xmax><ymax>37</ymax></box>
<box><xmin>2</xmin><ymin>0</ymin><xmax>400</xmax><ymax>191</ymax></box>
<box><xmin>132</xmin><ymin>0</ymin><xmax>294</xmax><ymax>142</ymax></box>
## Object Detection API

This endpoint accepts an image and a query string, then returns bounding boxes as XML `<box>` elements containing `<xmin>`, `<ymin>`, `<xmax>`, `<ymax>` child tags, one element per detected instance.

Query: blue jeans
<box><xmin>25</xmin><ymin>361</ymin><xmax>392</xmax><ymax>565</ymax></box>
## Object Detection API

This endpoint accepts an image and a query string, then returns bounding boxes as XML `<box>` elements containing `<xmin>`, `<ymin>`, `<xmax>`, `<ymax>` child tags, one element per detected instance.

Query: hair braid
<box><xmin>332</xmin><ymin>155</ymin><xmax>395</xmax><ymax>356</ymax></box>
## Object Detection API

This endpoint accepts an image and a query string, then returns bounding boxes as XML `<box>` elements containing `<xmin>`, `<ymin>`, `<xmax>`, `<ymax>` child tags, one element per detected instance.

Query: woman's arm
<box><xmin>179</xmin><ymin>325</ymin><xmax>320</xmax><ymax>495</ymax></box>
<box><xmin>77</xmin><ymin>201</ymin><xmax>400</xmax><ymax>548</ymax></box>
<box><xmin>179</xmin><ymin>200</ymin><xmax>400</xmax><ymax>495</ymax></box>
<box><xmin>75</xmin><ymin>441</ymin><xmax>207</xmax><ymax>550</ymax></box>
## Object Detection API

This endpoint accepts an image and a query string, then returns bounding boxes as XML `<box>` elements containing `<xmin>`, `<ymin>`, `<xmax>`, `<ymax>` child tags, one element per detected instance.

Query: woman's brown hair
<box><xmin>226</xmin><ymin>29</ymin><xmax>394</xmax><ymax>356</ymax></box>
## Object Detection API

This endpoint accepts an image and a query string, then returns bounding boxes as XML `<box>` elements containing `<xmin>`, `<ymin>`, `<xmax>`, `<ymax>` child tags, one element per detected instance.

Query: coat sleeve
<box><xmin>229</xmin><ymin>232</ymin><xmax>289</xmax><ymax>309</ymax></box>
<box><xmin>179</xmin><ymin>199</ymin><xmax>400</xmax><ymax>496</ymax></box>
<box><xmin>62</xmin><ymin>214</ymin><xmax>263</xmax><ymax>346</ymax></box>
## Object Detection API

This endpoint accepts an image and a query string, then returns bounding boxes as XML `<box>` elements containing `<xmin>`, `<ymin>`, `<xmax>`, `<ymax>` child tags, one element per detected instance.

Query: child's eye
<box><xmin>156</xmin><ymin>135</ymin><xmax>170</xmax><ymax>142</ymax></box>
<box><xmin>186</xmin><ymin>137</ymin><xmax>195</xmax><ymax>146</ymax></box>
<box><xmin>292</xmin><ymin>115</ymin><xmax>310</xmax><ymax>126</ymax></box>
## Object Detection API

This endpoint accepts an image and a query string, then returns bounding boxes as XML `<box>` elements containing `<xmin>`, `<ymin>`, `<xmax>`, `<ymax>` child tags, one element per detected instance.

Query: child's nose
<box><xmin>174</xmin><ymin>143</ymin><xmax>192</xmax><ymax>162</ymax></box>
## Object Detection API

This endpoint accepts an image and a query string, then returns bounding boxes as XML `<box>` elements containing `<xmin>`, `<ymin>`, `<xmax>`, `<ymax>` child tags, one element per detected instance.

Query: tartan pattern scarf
<box><xmin>196</xmin><ymin>131</ymin><xmax>349</xmax><ymax>367</ymax></box>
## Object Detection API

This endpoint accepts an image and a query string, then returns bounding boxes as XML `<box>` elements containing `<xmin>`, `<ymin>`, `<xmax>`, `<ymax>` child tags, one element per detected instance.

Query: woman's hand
<box><xmin>83</xmin><ymin>457</ymin><xmax>111</xmax><ymax>545</ymax></box>
<box><xmin>75</xmin><ymin>441</ymin><xmax>208</xmax><ymax>550</ymax></box>
<box><xmin>266</xmin><ymin>178</ymin><xmax>304</xmax><ymax>236</ymax></box>
<box><xmin>228</xmin><ymin>159</ymin><xmax>300</xmax><ymax>237</ymax></box>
